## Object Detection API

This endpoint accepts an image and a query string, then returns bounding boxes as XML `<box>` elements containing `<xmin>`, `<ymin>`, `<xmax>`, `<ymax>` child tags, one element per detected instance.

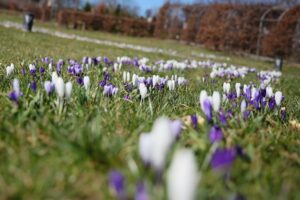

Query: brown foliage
<box><xmin>57</xmin><ymin>10</ymin><xmax>154</xmax><ymax>37</ymax></box>
<box><xmin>262</xmin><ymin>5</ymin><xmax>300</xmax><ymax>58</ymax></box>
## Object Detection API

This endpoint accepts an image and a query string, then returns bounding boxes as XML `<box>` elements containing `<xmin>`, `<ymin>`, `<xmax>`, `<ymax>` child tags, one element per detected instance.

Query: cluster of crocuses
<box><xmin>122</xmin><ymin>71</ymin><xmax>187</xmax><ymax>100</ymax></box>
<box><xmin>109</xmin><ymin>117</ymin><xmax>200</xmax><ymax>200</ymax></box>
<box><xmin>210</xmin><ymin>65</ymin><xmax>257</xmax><ymax>79</ymax></box>
<box><xmin>199</xmin><ymin>81</ymin><xmax>285</xmax><ymax>124</ymax></box>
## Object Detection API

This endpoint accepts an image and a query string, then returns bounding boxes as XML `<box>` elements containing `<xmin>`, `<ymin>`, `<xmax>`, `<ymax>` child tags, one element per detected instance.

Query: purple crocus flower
<box><xmin>211</xmin><ymin>147</ymin><xmax>236</xmax><ymax>169</ymax></box>
<box><xmin>135</xmin><ymin>182</ymin><xmax>149</xmax><ymax>200</ymax></box>
<box><xmin>203</xmin><ymin>98</ymin><xmax>212</xmax><ymax>122</ymax></box>
<box><xmin>39</xmin><ymin>67</ymin><xmax>45</xmax><ymax>74</ymax></box>
<box><xmin>243</xmin><ymin>110</ymin><xmax>251</xmax><ymax>120</ymax></box>
<box><xmin>30</xmin><ymin>69</ymin><xmax>36</xmax><ymax>76</ymax></box>
<box><xmin>281</xmin><ymin>108</ymin><xmax>286</xmax><ymax>121</ymax></box>
<box><xmin>124</xmin><ymin>95</ymin><xmax>130</xmax><ymax>101</ymax></box>
<box><xmin>8</xmin><ymin>91</ymin><xmax>19</xmax><ymax>102</ymax></box>
<box><xmin>21</xmin><ymin>68</ymin><xmax>26</xmax><ymax>75</ymax></box>
<box><xmin>8</xmin><ymin>79</ymin><xmax>22</xmax><ymax>102</ymax></box>
<box><xmin>170</xmin><ymin>120</ymin><xmax>182</xmax><ymax>139</ymax></box>
<box><xmin>74</xmin><ymin>64</ymin><xmax>83</xmax><ymax>75</ymax></box>
<box><xmin>99</xmin><ymin>80</ymin><xmax>107</xmax><ymax>87</ymax></box>
<box><xmin>191</xmin><ymin>115</ymin><xmax>198</xmax><ymax>129</ymax></box>
<box><xmin>103</xmin><ymin>57</ymin><xmax>110</xmax><ymax>65</ymax></box>
<box><xmin>219</xmin><ymin>111</ymin><xmax>227</xmax><ymax>126</ymax></box>
<box><xmin>209</xmin><ymin>126</ymin><xmax>223</xmax><ymax>143</ymax></box>
<box><xmin>30</xmin><ymin>81</ymin><xmax>37</xmax><ymax>92</ymax></box>
<box><xmin>82</xmin><ymin>56</ymin><xmax>88</xmax><ymax>64</ymax></box>
<box><xmin>268</xmin><ymin>97</ymin><xmax>276</xmax><ymax>110</ymax></box>
<box><xmin>44</xmin><ymin>81</ymin><xmax>54</xmax><ymax>95</ymax></box>
<box><xmin>109</xmin><ymin>170</ymin><xmax>126</xmax><ymax>200</ymax></box>
<box><xmin>76</xmin><ymin>77</ymin><xmax>84</xmax><ymax>86</ymax></box>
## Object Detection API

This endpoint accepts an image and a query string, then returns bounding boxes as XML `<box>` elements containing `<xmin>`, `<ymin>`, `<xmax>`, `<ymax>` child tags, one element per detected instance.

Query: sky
<box><xmin>84</xmin><ymin>0</ymin><xmax>198</xmax><ymax>16</ymax></box>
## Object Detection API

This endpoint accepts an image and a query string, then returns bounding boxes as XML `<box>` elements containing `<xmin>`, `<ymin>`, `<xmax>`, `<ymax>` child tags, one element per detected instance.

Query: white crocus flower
<box><xmin>266</xmin><ymin>86</ymin><xmax>273</xmax><ymax>98</ymax></box>
<box><xmin>65</xmin><ymin>82</ymin><xmax>72</xmax><ymax>99</ymax></box>
<box><xmin>241</xmin><ymin>100</ymin><xmax>247</xmax><ymax>113</ymax></box>
<box><xmin>150</xmin><ymin>117</ymin><xmax>175</xmax><ymax>171</ymax></box>
<box><xmin>212</xmin><ymin>91</ymin><xmax>221</xmax><ymax>112</ymax></box>
<box><xmin>6</xmin><ymin>63</ymin><xmax>14</xmax><ymax>76</ymax></box>
<box><xmin>235</xmin><ymin>83</ymin><xmax>241</xmax><ymax>97</ymax></box>
<box><xmin>83</xmin><ymin>76</ymin><xmax>90</xmax><ymax>91</ymax></box>
<box><xmin>139</xmin><ymin>83</ymin><xmax>147</xmax><ymax>100</ymax></box>
<box><xmin>167</xmin><ymin>149</ymin><xmax>199</xmax><ymax>200</ymax></box>
<box><xmin>54</xmin><ymin>77</ymin><xmax>64</xmax><ymax>99</ymax></box>
<box><xmin>275</xmin><ymin>91</ymin><xmax>283</xmax><ymax>106</ymax></box>
<box><xmin>199</xmin><ymin>90</ymin><xmax>208</xmax><ymax>111</ymax></box>
<box><xmin>223</xmin><ymin>82</ymin><xmax>230</xmax><ymax>94</ymax></box>
<box><xmin>167</xmin><ymin>80</ymin><xmax>175</xmax><ymax>91</ymax></box>
<box><xmin>139</xmin><ymin>132</ymin><xmax>154</xmax><ymax>164</ymax></box>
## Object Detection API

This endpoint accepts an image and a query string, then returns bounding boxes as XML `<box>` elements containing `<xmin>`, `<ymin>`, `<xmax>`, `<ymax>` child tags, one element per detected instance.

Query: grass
<box><xmin>0</xmin><ymin>11</ymin><xmax>300</xmax><ymax>200</ymax></box>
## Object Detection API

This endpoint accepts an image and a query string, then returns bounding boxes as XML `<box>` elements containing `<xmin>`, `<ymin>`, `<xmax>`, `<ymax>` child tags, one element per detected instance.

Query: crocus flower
<box><xmin>139</xmin><ymin>83</ymin><xmax>147</xmax><ymax>100</ymax></box>
<box><xmin>167</xmin><ymin>80</ymin><xmax>175</xmax><ymax>91</ymax></box>
<box><xmin>211</xmin><ymin>147</ymin><xmax>236</xmax><ymax>170</ymax></box>
<box><xmin>202</xmin><ymin>98</ymin><xmax>212</xmax><ymax>122</ymax></box>
<box><xmin>190</xmin><ymin>115</ymin><xmax>198</xmax><ymax>129</ymax></box>
<box><xmin>109</xmin><ymin>170</ymin><xmax>126</xmax><ymax>200</ymax></box>
<box><xmin>268</xmin><ymin>97</ymin><xmax>276</xmax><ymax>110</ymax></box>
<box><xmin>83</xmin><ymin>76</ymin><xmax>90</xmax><ymax>91</ymax></box>
<box><xmin>167</xmin><ymin>149</ymin><xmax>199</xmax><ymax>200</ymax></box>
<box><xmin>235</xmin><ymin>83</ymin><xmax>241</xmax><ymax>97</ymax></box>
<box><xmin>139</xmin><ymin>132</ymin><xmax>154</xmax><ymax>165</ymax></box>
<box><xmin>44</xmin><ymin>81</ymin><xmax>54</xmax><ymax>95</ymax></box>
<box><xmin>6</xmin><ymin>64</ymin><xmax>14</xmax><ymax>76</ymax></box>
<box><xmin>219</xmin><ymin>111</ymin><xmax>227</xmax><ymax>126</ymax></box>
<box><xmin>29</xmin><ymin>64</ymin><xmax>36</xmax><ymax>75</ymax></box>
<box><xmin>54</xmin><ymin>77</ymin><xmax>64</xmax><ymax>99</ymax></box>
<box><xmin>266</xmin><ymin>86</ymin><xmax>273</xmax><ymax>98</ymax></box>
<box><xmin>8</xmin><ymin>79</ymin><xmax>22</xmax><ymax>102</ymax></box>
<box><xmin>170</xmin><ymin>120</ymin><xmax>182</xmax><ymax>138</ymax></box>
<box><xmin>135</xmin><ymin>182</ymin><xmax>149</xmax><ymax>200</ymax></box>
<box><xmin>241</xmin><ymin>100</ymin><xmax>247</xmax><ymax>113</ymax></box>
<box><xmin>39</xmin><ymin>67</ymin><xmax>45</xmax><ymax>74</ymax></box>
<box><xmin>275</xmin><ymin>91</ymin><xmax>283</xmax><ymax>106</ymax></box>
<box><xmin>65</xmin><ymin>82</ymin><xmax>72</xmax><ymax>99</ymax></box>
<box><xmin>199</xmin><ymin>90</ymin><xmax>208</xmax><ymax>111</ymax></box>
<box><xmin>139</xmin><ymin>117</ymin><xmax>175</xmax><ymax>172</ymax></box>
<box><xmin>243</xmin><ymin>110</ymin><xmax>251</xmax><ymax>120</ymax></box>
<box><xmin>223</xmin><ymin>82</ymin><xmax>230</xmax><ymax>94</ymax></box>
<box><xmin>281</xmin><ymin>107</ymin><xmax>286</xmax><ymax>121</ymax></box>
<box><xmin>212</xmin><ymin>91</ymin><xmax>221</xmax><ymax>112</ymax></box>
<box><xmin>30</xmin><ymin>81</ymin><xmax>37</xmax><ymax>92</ymax></box>
<box><xmin>209</xmin><ymin>126</ymin><xmax>223</xmax><ymax>143</ymax></box>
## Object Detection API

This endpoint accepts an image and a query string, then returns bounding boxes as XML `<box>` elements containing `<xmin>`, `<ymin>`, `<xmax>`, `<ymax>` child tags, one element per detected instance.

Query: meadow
<box><xmin>0</xmin><ymin>11</ymin><xmax>300</xmax><ymax>200</ymax></box>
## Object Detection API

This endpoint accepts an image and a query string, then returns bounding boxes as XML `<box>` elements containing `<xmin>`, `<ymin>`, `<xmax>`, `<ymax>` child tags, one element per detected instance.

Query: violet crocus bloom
<box><xmin>281</xmin><ymin>108</ymin><xmax>286</xmax><ymax>121</ymax></box>
<box><xmin>268</xmin><ymin>97</ymin><xmax>276</xmax><ymax>110</ymax></box>
<box><xmin>39</xmin><ymin>67</ymin><xmax>45</xmax><ymax>74</ymax></box>
<box><xmin>135</xmin><ymin>182</ymin><xmax>149</xmax><ymax>200</ymax></box>
<box><xmin>44</xmin><ymin>81</ymin><xmax>54</xmax><ymax>95</ymax></box>
<box><xmin>104</xmin><ymin>57</ymin><xmax>110</xmax><ymax>65</ymax></box>
<box><xmin>209</xmin><ymin>126</ymin><xmax>223</xmax><ymax>143</ymax></box>
<box><xmin>30</xmin><ymin>68</ymin><xmax>36</xmax><ymax>76</ymax></box>
<box><xmin>8</xmin><ymin>79</ymin><xmax>22</xmax><ymax>102</ymax></box>
<box><xmin>202</xmin><ymin>98</ymin><xmax>212</xmax><ymax>122</ymax></box>
<box><xmin>243</xmin><ymin>110</ymin><xmax>251</xmax><ymax>120</ymax></box>
<box><xmin>211</xmin><ymin>147</ymin><xmax>236</xmax><ymax>169</ymax></box>
<box><xmin>76</xmin><ymin>77</ymin><xmax>84</xmax><ymax>86</ymax></box>
<box><xmin>21</xmin><ymin>68</ymin><xmax>26</xmax><ymax>75</ymax></box>
<box><xmin>190</xmin><ymin>115</ymin><xmax>198</xmax><ymax>129</ymax></box>
<box><xmin>30</xmin><ymin>81</ymin><xmax>37</xmax><ymax>92</ymax></box>
<box><xmin>109</xmin><ymin>171</ymin><xmax>126</xmax><ymax>200</ymax></box>
<box><xmin>219</xmin><ymin>111</ymin><xmax>227</xmax><ymax>126</ymax></box>
<box><xmin>170</xmin><ymin>120</ymin><xmax>182</xmax><ymax>139</ymax></box>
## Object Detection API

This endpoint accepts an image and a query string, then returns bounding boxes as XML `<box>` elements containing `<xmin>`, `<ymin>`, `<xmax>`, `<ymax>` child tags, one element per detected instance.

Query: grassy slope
<box><xmin>0</xmin><ymin>12</ymin><xmax>300</xmax><ymax>200</ymax></box>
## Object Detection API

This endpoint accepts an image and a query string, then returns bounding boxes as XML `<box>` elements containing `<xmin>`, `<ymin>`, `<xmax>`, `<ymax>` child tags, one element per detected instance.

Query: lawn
<box><xmin>0</xmin><ymin>12</ymin><xmax>300</xmax><ymax>200</ymax></box>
